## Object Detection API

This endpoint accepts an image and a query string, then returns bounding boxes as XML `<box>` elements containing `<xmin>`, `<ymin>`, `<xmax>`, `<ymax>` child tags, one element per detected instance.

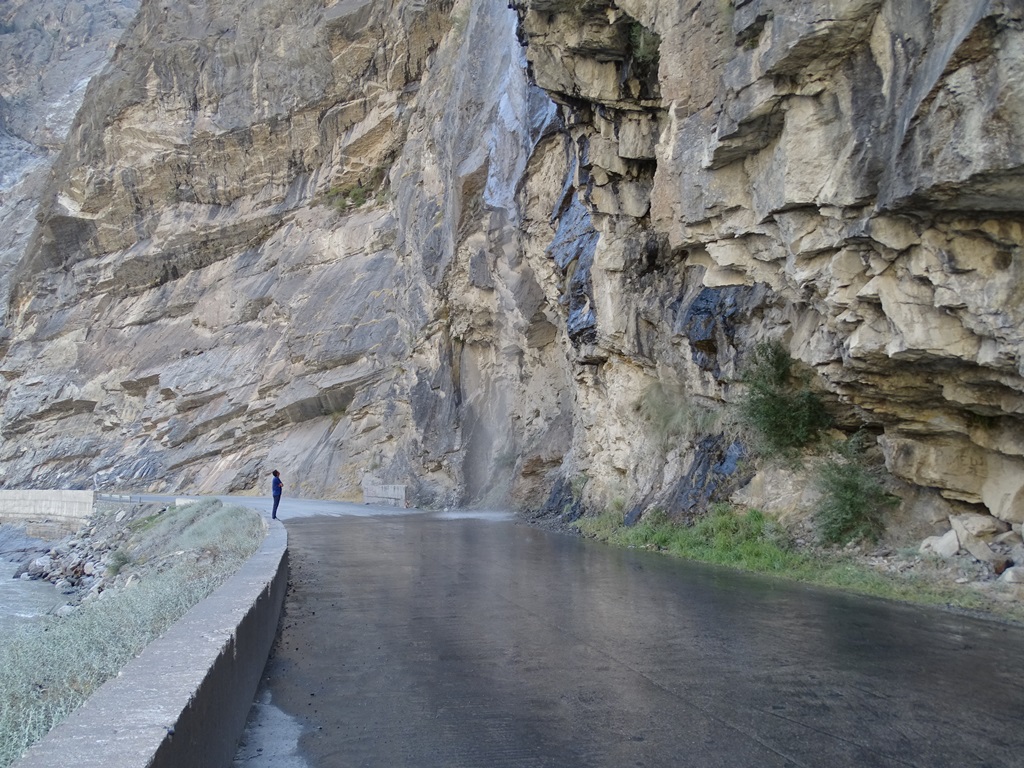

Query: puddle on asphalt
<box><xmin>232</xmin><ymin>687</ymin><xmax>309</xmax><ymax>768</ymax></box>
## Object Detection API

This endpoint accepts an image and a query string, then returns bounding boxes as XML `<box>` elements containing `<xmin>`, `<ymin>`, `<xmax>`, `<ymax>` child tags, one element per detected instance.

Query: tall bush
<box><xmin>635</xmin><ymin>382</ymin><xmax>720</xmax><ymax>449</ymax></box>
<box><xmin>739</xmin><ymin>340</ymin><xmax>830</xmax><ymax>454</ymax></box>
<box><xmin>814</xmin><ymin>436</ymin><xmax>898</xmax><ymax>544</ymax></box>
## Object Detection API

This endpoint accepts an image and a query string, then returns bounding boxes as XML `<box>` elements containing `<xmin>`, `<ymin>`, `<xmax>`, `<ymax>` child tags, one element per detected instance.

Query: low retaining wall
<box><xmin>14</xmin><ymin>513</ymin><xmax>289</xmax><ymax>768</ymax></box>
<box><xmin>362</xmin><ymin>477</ymin><xmax>407</xmax><ymax>507</ymax></box>
<box><xmin>0</xmin><ymin>490</ymin><xmax>94</xmax><ymax>536</ymax></box>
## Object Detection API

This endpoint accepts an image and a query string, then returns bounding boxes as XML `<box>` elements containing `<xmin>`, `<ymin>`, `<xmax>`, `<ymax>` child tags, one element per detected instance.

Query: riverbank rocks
<box><xmin>13</xmin><ymin>501</ymin><xmax>165</xmax><ymax>603</ymax></box>
<box><xmin>24</xmin><ymin>556</ymin><xmax>53</xmax><ymax>579</ymax></box>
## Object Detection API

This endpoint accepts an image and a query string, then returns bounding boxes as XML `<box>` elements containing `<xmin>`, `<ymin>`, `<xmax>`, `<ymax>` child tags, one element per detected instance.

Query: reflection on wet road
<box><xmin>236</xmin><ymin>511</ymin><xmax>1024</xmax><ymax>768</ymax></box>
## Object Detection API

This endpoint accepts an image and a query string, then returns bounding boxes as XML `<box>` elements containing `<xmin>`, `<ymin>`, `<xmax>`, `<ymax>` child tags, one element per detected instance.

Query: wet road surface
<box><xmin>233</xmin><ymin>510</ymin><xmax>1024</xmax><ymax>767</ymax></box>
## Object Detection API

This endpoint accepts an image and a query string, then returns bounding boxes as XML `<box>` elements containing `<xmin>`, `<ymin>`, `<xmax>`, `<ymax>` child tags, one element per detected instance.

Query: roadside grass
<box><xmin>588</xmin><ymin>506</ymin><xmax>803</xmax><ymax>575</ymax></box>
<box><xmin>0</xmin><ymin>500</ymin><xmax>264</xmax><ymax>768</ymax></box>
<box><xmin>135</xmin><ymin>499</ymin><xmax>263</xmax><ymax>566</ymax></box>
<box><xmin>575</xmin><ymin>506</ymin><xmax>1021</xmax><ymax>622</ymax></box>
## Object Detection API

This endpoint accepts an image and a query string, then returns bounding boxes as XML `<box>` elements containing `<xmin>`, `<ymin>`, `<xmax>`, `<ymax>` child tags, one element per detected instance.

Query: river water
<box><xmin>0</xmin><ymin>527</ymin><xmax>64</xmax><ymax>637</ymax></box>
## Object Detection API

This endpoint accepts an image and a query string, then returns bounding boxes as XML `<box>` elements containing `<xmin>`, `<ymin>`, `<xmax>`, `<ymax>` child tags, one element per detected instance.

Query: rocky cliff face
<box><xmin>0</xmin><ymin>0</ymin><xmax>139</xmax><ymax>319</ymax></box>
<box><xmin>0</xmin><ymin>0</ymin><xmax>1021</xmax><ymax>535</ymax></box>
<box><xmin>512</xmin><ymin>0</ymin><xmax>1024</xmax><ymax>528</ymax></box>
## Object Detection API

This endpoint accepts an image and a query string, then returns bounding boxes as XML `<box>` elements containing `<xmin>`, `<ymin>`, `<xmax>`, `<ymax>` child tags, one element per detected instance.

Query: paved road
<box><xmin>136</xmin><ymin>493</ymin><xmax>412</xmax><ymax>520</ymax></box>
<box><xmin>229</xmin><ymin>506</ymin><xmax>1024</xmax><ymax>768</ymax></box>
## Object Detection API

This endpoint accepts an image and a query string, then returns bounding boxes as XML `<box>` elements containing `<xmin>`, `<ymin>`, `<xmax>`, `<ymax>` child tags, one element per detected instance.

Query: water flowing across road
<box><xmin>222</xmin><ymin>503</ymin><xmax>1024</xmax><ymax>767</ymax></box>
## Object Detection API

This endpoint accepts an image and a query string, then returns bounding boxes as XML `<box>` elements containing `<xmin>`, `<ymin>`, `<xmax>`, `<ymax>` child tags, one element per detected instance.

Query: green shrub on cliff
<box><xmin>814</xmin><ymin>436</ymin><xmax>898</xmax><ymax>545</ymax></box>
<box><xmin>327</xmin><ymin>183</ymin><xmax>367</xmax><ymax>210</ymax></box>
<box><xmin>628</xmin><ymin>21</ymin><xmax>660</xmax><ymax>68</ymax></box>
<box><xmin>739</xmin><ymin>340</ymin><xmax>830</xmax><ymax>455</ymax></box>
<box><xmin>325</xmin><ymin>162</ymin><xmax>391</xmax><ymax>211</ymax></box>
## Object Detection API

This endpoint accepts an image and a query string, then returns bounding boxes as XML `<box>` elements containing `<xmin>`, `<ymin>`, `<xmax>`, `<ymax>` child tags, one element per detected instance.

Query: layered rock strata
<box><xmin>1</xmin><ymin>0</ymin><xmax>570</xmax><ymax>506</ymax></box>
<box><xmin>0</xmin><ymin>0</ymin><xmax>140</xmax><ymax>317</ymax></box>
<box><xmin>514</xmin><ymin>0</ymin><xmax>1024</xmax><ymax>526</ymax></box>
<box><xmin>0</xmin><ymin>0</ymin><xmax>1021</xmax><ymax>537</ymax></box>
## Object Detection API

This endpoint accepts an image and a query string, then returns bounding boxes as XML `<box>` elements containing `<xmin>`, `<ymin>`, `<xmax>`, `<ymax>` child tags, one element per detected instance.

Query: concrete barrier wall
<box><xmin>362</xmin><ymin>481</ymin><xmax>407</xmax><ymax>507</ymax></box>
<box><xmin>14</xmin><ymin>514</ymin><xmax>289</xmax><ymax>768</ymax></box>
<box><xmin>0</xmin><ymin>490</ymin><xmax>94</xmax><ymax>534</ymax></box>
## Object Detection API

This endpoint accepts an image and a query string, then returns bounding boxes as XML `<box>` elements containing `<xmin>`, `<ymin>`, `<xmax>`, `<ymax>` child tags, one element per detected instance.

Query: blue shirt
<box><xmin>272</xmin><ymin>477</ymin><xmax>283</xmax><ymax>496</ymax></box>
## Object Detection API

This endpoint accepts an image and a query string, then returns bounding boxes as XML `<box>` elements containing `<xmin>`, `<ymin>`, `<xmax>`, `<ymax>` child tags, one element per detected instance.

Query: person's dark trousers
<box><xmin>272</xmin><ymin>494</ymin><xmax>281</xmax><ymax>519</ymax></box>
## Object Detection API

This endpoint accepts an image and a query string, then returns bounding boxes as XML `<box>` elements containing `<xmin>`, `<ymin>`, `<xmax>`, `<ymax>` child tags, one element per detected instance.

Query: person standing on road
<box><xmin>271</xmin><ymin>469</ymin><xmax>283</xmax><ymax>519</ymax></box>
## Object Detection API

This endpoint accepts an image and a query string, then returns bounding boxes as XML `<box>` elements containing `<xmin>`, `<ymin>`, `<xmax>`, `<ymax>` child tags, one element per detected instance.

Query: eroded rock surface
<box><xmin>0</xmin><ymin>0</ymin><xmax>139</xmax><ymax>316</ymax></box>
<box><xmin>514</xmin><ymin>0</ymin><xmax>1024</xmax><ymax>526</ymax></box>
<box><xmin>0</xmin><ymin>0</ymin><xmax>1021</xmax><ymax>538</ymax></box>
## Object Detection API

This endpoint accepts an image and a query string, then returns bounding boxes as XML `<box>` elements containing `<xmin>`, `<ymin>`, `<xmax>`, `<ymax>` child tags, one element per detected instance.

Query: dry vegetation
<box><xmin>0</xmin><ymin>499</ymin><xmax>265</xmax><ymax>768</ymax></box>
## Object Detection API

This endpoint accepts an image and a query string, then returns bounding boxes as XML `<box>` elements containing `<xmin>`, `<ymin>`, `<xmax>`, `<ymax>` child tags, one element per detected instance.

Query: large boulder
<box><xmin>920</xmin><ymin>529</ymin><xmax>960</xmax><ymax>559</ymax></box>
<box><xmin>949</xmin><ymin>515</ymin><xmax>998</xmax><ymax>563</ymax></box>
<box><xmin>999</xmin><ymin>567</ymin><xmax>1024</xmax><ymax>585</ymax></box>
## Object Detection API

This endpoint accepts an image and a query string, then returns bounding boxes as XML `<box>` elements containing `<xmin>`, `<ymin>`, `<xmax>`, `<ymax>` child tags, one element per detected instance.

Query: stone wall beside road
<box><xmin>13</xmin><ymin>512</ymin><xmax>288</xmax><ymax>768</ymax></box>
